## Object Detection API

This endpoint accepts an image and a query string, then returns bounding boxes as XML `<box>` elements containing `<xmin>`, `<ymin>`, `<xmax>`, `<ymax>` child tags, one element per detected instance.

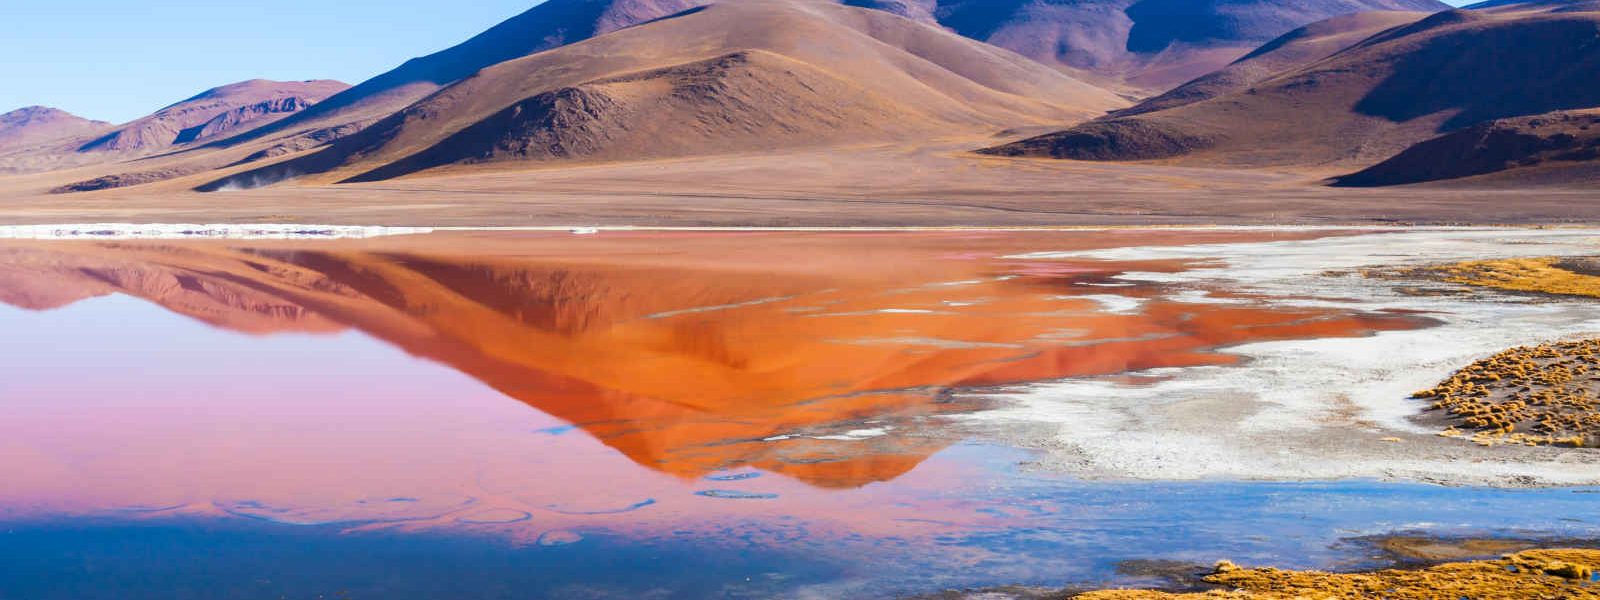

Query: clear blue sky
<box><xmin>2</xmin><ymin>0</ymin><xmax>541</xmax><ymax>123</ymax></box>
<box><xmin>4</xmin><ymin>0</ymin><xmax>1479</xmax><ymax>124</ymax></box>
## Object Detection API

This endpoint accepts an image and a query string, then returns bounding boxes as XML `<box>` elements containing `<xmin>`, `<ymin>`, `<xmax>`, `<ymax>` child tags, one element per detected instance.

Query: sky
<box><xmin>4</xmin><ymin>0</ymin><xmax>1479</xmax><ymax>124</ymax></box>
<box><xmin>1</xmin><ymin>0</ymin><xmax>540</xmax><ymax>123</ymax></box>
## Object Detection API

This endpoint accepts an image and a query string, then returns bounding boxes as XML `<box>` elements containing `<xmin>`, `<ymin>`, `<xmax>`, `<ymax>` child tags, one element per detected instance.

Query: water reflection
<box><xmin>0</xmin><ymin>232</ymin><xmax>1419</xmax><ymax>493</ymax></box>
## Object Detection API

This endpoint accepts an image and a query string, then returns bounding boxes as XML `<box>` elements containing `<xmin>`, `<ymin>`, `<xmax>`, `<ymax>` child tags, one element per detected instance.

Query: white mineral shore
<box><xmin>962</xmin><ymin>229</ymin><xmax>1600</xmax><ymax>487</ymax></box>
<box><xmin>0</xmin><ymin>223</ymin><xmax>434</xmax><ymax>240</ymax></box>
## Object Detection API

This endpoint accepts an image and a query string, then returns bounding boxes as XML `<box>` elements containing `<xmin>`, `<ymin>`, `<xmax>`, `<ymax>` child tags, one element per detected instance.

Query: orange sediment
<box><xmin>0</xmin><ymin>230</ymin><xmax>1414</xmax><ymax>488</ymax></box>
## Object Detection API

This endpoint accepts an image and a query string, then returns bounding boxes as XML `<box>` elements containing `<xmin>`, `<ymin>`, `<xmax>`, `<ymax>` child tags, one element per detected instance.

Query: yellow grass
<box><xmin>1079</xmin><ymin>549</ymin><xmax>1600</xmax><ymax>599</ymax></box>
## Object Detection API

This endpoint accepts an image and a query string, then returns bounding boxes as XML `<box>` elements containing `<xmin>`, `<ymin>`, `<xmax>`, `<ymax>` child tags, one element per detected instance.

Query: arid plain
<box><xmin>5</xmin><ymin>1</ymin><xmax>1600</xmax><ymax>228</ymax></box>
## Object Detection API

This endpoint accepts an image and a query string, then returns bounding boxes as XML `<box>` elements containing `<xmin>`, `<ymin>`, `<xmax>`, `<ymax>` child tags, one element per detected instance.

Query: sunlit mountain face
<box><xmin>0</xmin><ymin>230</ymin><xmax>1421</xmax><ymax>498</ymax></box>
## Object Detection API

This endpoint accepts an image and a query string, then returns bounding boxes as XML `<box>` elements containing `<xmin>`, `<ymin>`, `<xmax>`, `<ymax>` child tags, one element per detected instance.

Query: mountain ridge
<box><xmin>201</xmin><ymin>0</ymin><xmax>1125</xmax><ymax>188</ymax></box>
<box><xmin>0</xmin><ymin>106</ymin><xmax>112</xmax><ymax>153</ymax></box>
<box><xmin>982</xmin><ymin>3</ymin><xmax>1600</xmax><ymax>173</ymax></box>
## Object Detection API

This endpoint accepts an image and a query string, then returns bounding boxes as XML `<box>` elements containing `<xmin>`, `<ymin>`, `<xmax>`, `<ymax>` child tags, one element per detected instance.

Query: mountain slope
<box><xmin>205</xmin><ymin>0</ymin><xmax>1124</xmax><ymax>188</ymax></box>
<box><xmin>208</xmin><ymin>0</ymin><xmax>1453</xmax><ymax>157</ymax></box>
<box><xmin>983</xmin><ymin>4</ymin><xmax>1600</xmax><ymax>169</ymax></box>
<box><xmin>1117</xmin><ymin>10</ymin><xmax>1429</xmax><ymax>116</ymax></box>
<box><xmin>856</xmin><ymin>0</ymin><xmax>1449</xmax><ymax>93</ymax></box>
<box><xmin>207</xmin><ymin>0</ymin><xmax>712</xmax><ymax>151</ymax></box>
<box><xmin>0</xmin><ymin>107</ymin><xmax>111</xmax><ymax>152</ymax></box>
<box><xmin>1466</xmin><ymin>0</ymin><xmax>1600</xmax><ymax>9</ymax></box>
<box><xmin>78</xmin><ymin>79</ymin><xmax>348</xmax><ymax>153</ymax></box>
<box><xmin>1333</xmin><ymin>109</ymin><xmax>1600</xmax><ymax>186</ymax></box>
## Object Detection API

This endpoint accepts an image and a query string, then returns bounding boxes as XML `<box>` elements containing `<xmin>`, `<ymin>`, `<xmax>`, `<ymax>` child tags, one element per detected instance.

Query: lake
<box><xmin>2</xmin><ymin>228</ymin><xmax>1598</xmax><ymax>598</ymax></box>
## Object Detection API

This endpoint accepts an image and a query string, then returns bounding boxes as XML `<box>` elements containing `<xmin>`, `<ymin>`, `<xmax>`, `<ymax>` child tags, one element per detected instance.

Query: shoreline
<box><xmin>0</xmin><ymin>222</ymin><xmax>1595</xmax><ymax>241</ymax></box>
<box><xmin>959</xmin><ymin>229</ymin><xmax>1600</xmax><ymax>489</ymax></box>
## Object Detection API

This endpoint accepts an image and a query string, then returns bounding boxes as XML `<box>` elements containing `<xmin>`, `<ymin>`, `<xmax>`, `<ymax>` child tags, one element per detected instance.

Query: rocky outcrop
<box><xmin>173</xmin><ymin>97</ymin><xmax>316</xmax><ymax>144</ymax></box>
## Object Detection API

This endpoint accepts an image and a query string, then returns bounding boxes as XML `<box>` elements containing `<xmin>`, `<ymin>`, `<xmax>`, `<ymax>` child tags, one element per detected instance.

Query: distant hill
<box><xmin>0</xmin><ymin>106</ymin><xmax>110</xmax><ymax>152</ymax></box>
<box><xmin>203</xmin><ymin>0</ymin><xmax>1123</xmax><ymax>188</ymax></box>
<box><xmin>982</xmin><ymin>4</ymin><xmax>1600</xmax><ymax>171</ymax></box>
<box><xmin>78</xmin><ymin>79</ymin><xmax>349</xmax><ymax>153</ymax></box>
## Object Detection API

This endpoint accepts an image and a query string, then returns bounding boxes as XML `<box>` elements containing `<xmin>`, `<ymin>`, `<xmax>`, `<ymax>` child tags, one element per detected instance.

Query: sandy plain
<box><xmin>3</xmin><ymin>140</ymin><xmax>1600</xmax><ymax>228</ymax></box>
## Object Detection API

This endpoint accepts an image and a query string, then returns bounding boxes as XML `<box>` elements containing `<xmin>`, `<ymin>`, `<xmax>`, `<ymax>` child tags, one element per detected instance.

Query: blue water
<box><xmin>4</xmin><ymin>455</ymin><xmax>1598</xmax><ymax>599</ymax></box>
<box><xmin>0</xmin><ymin>518</ymin><xmax>845</xmax><ymax>600</ymax></box>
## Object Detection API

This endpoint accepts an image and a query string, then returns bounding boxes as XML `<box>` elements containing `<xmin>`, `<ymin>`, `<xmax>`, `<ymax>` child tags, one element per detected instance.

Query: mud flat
<box><xmin>960</xmin><ymin>229</ymin><xmax>1600</xmax><ymax>487</ymax></box>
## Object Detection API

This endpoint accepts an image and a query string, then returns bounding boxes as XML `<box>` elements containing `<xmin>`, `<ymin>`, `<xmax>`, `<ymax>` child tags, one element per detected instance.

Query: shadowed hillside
<box><xmin>982</xmin><ymin>3</ymin><xmax>1600</xmax><ymax>170</ymax></box>
<box><xmin>852</xmin><ymin>0</ymin><xmax>1447</xmax><ymax>92</ymax></box>
<box><xmin>1116</xmin><ymin>10</ymin><xmax>1429</xmax><ymax>117</ymax></box>
<box><xmin>202</xmin><ymin>0</ymin><xmax>1123</xmax><ymax>188</ymax></box>
<box><xmin>1334</xmin><ymin>109</ymin><xmax>1600</xmax><ymax>186</ymax></box>
<box><xmin>204</xmin><ymin>0</ymin><xmax>712</xmax><ymax>151</ymax></box>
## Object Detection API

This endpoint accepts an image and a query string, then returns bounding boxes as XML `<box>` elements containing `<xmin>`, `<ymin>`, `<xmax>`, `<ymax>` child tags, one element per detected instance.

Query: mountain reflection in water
<box><xmin>0</xmin><ymin>231</ymin><xmax>1422</xmax><ymax>493</ymax></box>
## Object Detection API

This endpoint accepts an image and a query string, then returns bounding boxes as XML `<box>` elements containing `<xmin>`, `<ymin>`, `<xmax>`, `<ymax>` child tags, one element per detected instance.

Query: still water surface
<box><xmin>0</xmin><ymin>230</ymin><xmax>1593</xmax><ymax>598</ymax></box>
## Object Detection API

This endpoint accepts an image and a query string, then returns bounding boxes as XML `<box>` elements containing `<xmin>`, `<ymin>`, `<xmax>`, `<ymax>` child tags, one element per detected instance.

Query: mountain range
<box><xmin>2</xmin><ymin>0</ymin><xmax>1598</xmax><ymax>206</ymax></box>
<box><xmin>985</xmin><ymin>0</ymin><xmax>1600</xmax><ymax>183</ymax></box>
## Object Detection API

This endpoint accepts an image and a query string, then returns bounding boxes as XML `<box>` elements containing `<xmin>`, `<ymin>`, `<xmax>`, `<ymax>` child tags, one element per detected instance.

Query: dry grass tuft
<box><xmin>1076</xmin><ymin>548</ymin><xmax>1600</xmax><ymax>599</ymax></box>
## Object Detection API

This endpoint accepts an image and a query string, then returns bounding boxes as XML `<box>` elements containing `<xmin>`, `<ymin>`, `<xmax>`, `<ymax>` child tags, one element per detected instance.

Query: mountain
<box><xmin>1465</xmin><ymin>0</ymin><xmax>1600</xmax><ymax>9</ymax></box>
<box><xmin>78</xmin><ymin>79</ymin><xmax>349</xmax><ymax>153</ymax></box>
<box><xmin>1333</xmin><ymin>109</ymin><xmax>1600</xmax><ymax>186</ymax></box>
<box><xmin>1116</xmin><ymin>10</ymin><xmax>1431</xmax><ymax>117</ymax></box>
<box><xmin>0</xmin><ymin>106</ymin><xmax>110</xmax><ymax>152</ymax></box>
<box><xmin>853</xmin><ymin>0</ymin><xmax>1449</xmax><ymax>93</ymax></box>
<box><xmin>208</xmin><ymin>0</ymin><xmax>1455</xmax><ymax>160</ymax></box>
<box><xmin>207</xmin><ymin>0</ymin><xmax>712</xmax><ymax>152</ymax></box>
<box><xmin>203</xmin><ymin>0</ymin><xmax>1123</xmax><ymax>188</ymax></box>
<box><xmin>982</xmin><ymin>4</ymin><xmax>1600</xmax><ymax>169</ymax></box>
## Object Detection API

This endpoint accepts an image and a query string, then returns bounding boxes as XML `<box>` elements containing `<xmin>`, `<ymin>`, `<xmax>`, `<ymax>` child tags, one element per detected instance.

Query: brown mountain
<box><xmin>852</xmin><ymin>0</ymin><xmax>1448</xmax><ymax>93</ymax></box>
<box><xmin>1466</xmin><ymin>0</ymin><xmax>1600</xmax><ymax>9</ymax></box>
<box><xmin>0</xmin><ymin>106</ymin><xmax>111</xmax><ymax>152</ymax></box>
<box><xmin>982</xmin><ymin>3</ymin><xmax>1600</xmax><ymax>169</ymax></box>
<box><xmin>207</xmin><ymin>0</ymin><xmax>712</xmax><ymax>152</ymax></box>
<box><xmin>212</xmin><ymin>0</ymin><xmax>1448</xmax><ymax>156</ymax></box>
<box><xmin>78</xmin><ymin>79</ymin><xmax>349</xmax><ymax>153</ymax></box>
<box><xmin>203</xmin><ymin>0</ymin><xmax>1124</xmax><ymax>188</ymax></box>
<box><xmin>1116</xmin><ymin>10</ymin><xmax>1431</xmax><ymax>117</ymax></box>
<box><xmin>1333</xmin><ymin>109</ymin><xmax>1600</xmax><ymax>186</ymax></box>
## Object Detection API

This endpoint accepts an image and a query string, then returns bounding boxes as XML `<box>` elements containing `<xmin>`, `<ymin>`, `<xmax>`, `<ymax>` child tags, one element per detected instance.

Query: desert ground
<box><xmin>3</xmin><ymin>139</ymin><xmax>1599</xmax><ymax>228</ymax></box>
